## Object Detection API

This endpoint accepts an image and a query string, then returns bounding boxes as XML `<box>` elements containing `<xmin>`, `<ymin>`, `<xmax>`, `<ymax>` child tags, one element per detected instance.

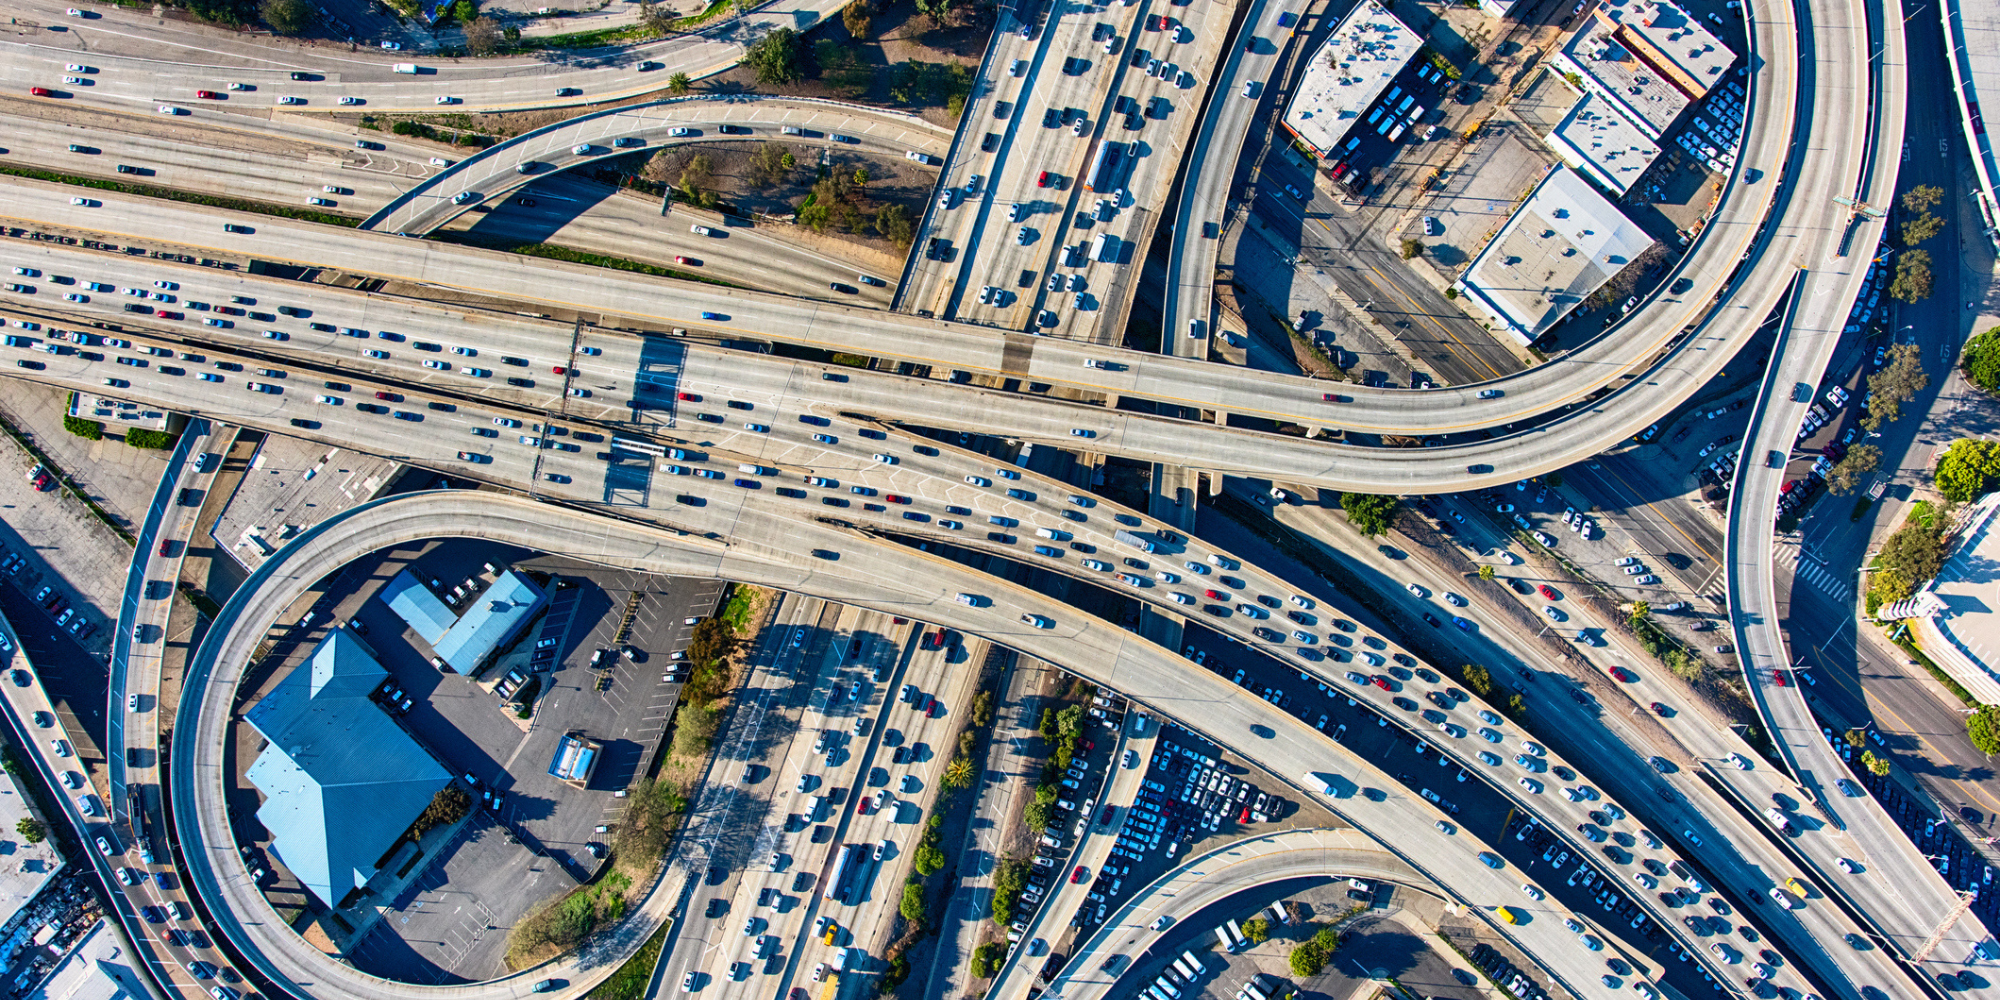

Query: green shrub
<box><xmin>900</xmin><ymin>880</ymin><xmax>926</xmax><ymax>923</ymax></box>
<box><xmin>62</xmin><ymin>416</ymin><xmax>101</xmax><ymax>441</ymax></box>
<box><xmin>124</xmin><ymin>428</ymin><xmax>175</xmax><ymax>450</ymax></box>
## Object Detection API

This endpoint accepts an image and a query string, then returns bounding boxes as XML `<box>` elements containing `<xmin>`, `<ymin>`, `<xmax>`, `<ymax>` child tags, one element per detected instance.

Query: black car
<box><xmin>1422</xmin><ymin>612</ymin><xmax>1441</xmax><ymax>627</ymax></box>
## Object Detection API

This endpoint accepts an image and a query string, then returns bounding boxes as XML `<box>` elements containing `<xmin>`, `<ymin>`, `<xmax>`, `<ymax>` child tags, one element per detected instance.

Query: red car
<box><xmin>375</xmin><ymin>390</ymin><xmax>394</xmax><ymax>400</ymax></box>
<box><xmin>858</xmin><ymin>796</ymin><xmax>872</xmax><ymax>813</ymax></box>
<box><xmin>1070</xmin><ymin>865</ymin><xmax>1089</xmax><ymax>884</ymax></box>
<box><xmin>1773</xmin><ymin>670</ymin><xmax>1788</xmax><ymax>687</ymax></box>
<box><xmin>1371</xmin><ymin>676</ymin><xmax>1392</xmax><ymax>691</ymax></box>
<box><xmin>195</xmin><ymin>90</ymin><xmax>221</xmax><ymax>99</ymax></box>
<box><xmin>1537</xmin><ymin>584</ymin><xmax>1558</xmax><ymax>600</ymax></box>
<box><xmin>885</xmin><ymin>494</ymin><xmax>911</xmax><ymax>504</ymax></box>
<box><xmin>1650</xmin><ymin>702</ymin><xmax>1669</xmax><ymax>716</ymax></box>
<box><xmin>158</xmin><ymin>540</ymin><xmax>172</xmax><ymax>557</ymax></box>
<box><xmin>677</xmin><ymin>392</ymin><xmax>698</xmax><ymax>401</ymax></box>
<box><xmin>1204</xmin><ymin>589</ymin><xmax>1223</xmax><ymax>600</ymax></box>
<box><xmin>1608</xmin><ymin>666</ymin><xmax>1633</xmax><ymax>682</ymax></box>
<box><xmin>29</xmin><ymin>87</ymin><xmax>51</xmax><ymax>97</ymax></box>
<box><xmin>1037</xmin><ymin>170</ymin><xmax>1051</xmax><ymax>187</ymax></box>
<box><xmin>551</xmin><ymin>365</ymin><xmax>568</xmax><ymax>375</ymax></box>
<box><xmin>676</xmin><ymin>256</ymin><xmax>698</xmax><ymax>265</ymax></box>
<box><xmin>1238</xmin><ymin>805</ymin><xmax>1250</xmax><ymax>823</ymax></box>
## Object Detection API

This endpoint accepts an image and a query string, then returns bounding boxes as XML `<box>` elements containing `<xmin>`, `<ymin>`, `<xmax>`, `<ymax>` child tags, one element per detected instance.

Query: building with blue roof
<box><xmin>380</xmin><ymin>570</ymin><xmax>455</xmax><ymax>646</ymax></box>
<box><xmin>381</xmin><ymin>569</ymin><xmax>547</xmax><ymax>675</ymax></box>
<box><xmin>244</xmin><ymin>630</ymin><xmax>450</xmax><ymax>910</ymax></box>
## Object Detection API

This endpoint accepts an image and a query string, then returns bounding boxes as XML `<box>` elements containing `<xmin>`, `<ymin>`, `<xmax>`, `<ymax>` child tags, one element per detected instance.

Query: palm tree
<box><xmin>668</xmin><ymin>72</ymin><xmax>691</xmax><ymax>96</ymax></box>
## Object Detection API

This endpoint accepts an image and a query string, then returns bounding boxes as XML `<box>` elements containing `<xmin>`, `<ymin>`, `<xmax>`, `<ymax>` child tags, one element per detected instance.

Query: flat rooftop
<box><xmin>1456</xmin><ymin>166</ymin><xmax>1656</xmax><ymax>345</ymax></box>
<box><xmin>1547</xmin><ymin>91</ymin><xmax>1662</xmax><ymax>195</ymax></box>
<box><xmin>1557</xmin><ymin>0</ymin><xmax>1734</xmax><ymax>137</ymax></box>
<box><xmin>0</xmin><ymin>767</ymin><xmax>61</xmax><ymax>927</ymax></box>
<box><xmin>21</xmin><ymin>920</ymin><xmax>146</xmax><ymax>1000</ymax></box>
<box><xmin>1916</xmin><ymin>494</ymin><xmax>2000</xmax><ymax>704</ymax></box>
<box><xmin>1280</xmin><ymin>0</ymin><xmax>1423</xmax><ymax>156</ymax></box>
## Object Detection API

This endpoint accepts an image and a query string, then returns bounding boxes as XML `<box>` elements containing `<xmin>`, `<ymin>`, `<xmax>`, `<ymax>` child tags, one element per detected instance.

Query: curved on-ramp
<box><xmin>173</xmin><ymin>490</ymin><xmax>1736</xmax><ymax>1000</ymax></box>
<box><xmin>362</xmin><ymin>97</ymin><xmax>950</xmax><ymax>236</ymax></box>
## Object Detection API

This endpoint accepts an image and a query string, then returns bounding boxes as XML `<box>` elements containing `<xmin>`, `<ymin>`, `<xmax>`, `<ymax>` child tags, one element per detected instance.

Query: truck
<box><xmin>1092</xmin><ymin>232</ymin><xmax>1118</xmax><ymax>262</ymax></box>
<box><xmin>737</xmin><ymin>463</ymin><xmax>773</xmax><ymax>476</ymax></box>
<box><xmin>1115</xmin><ymin>529</ymin><xmax>1157</xmax><ymax>552</ymax></box>
<box><xmin>1085</xmin><ymin>141</ymin><xmax>1126</xmax><ymax>192</ymax></box>
<box><xmin>392</xmin><ymin>63</ymin><xmax>419</xmax><ymax>73</ymax></box>
<box><xmin>824</xmin><ymin>843</ymin><xmax>868</xmax><ymax>902</ymax></box>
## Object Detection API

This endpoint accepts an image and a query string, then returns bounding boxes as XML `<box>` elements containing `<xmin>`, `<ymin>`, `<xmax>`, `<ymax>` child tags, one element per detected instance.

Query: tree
<box><xmin>1891</xmin><ymin>248</ymin><xmax>1935</xmax><ymax>304</ymax></box>
<box><xmin>1023</xmin><ymin>799</ymin><xmax>1051</xmax><ymax>833</ymax></box>
<box><xmin>1289</xmin><ymin>940</ymin><xmax>1329</xmax><ymax>977</ymax></box>
<box><xmin>1339</xmin><ymin>492</ymin><xmax>1399</xmax><ymax>536</ymax></box>
<box><xmin>842</xmin><ymin>0</ymin><xmax>871</xmax><ymax>36</ymax></box>
<box><xmin>1477</xmin><ymin>564</ymin><xmax>1495</xmax><ymax>581</ymax></box>
<box><xmin>667</xmin><ymin>71</ymin><xmax>692</xmax><ymax>96</ymax></box>
<box><xmin>1903</xmin><ymin>213</ymin><xmax>1944</xmax><ymax>247</ymax></box>
<box><xmin>853</xmin><ymin>166</ymin><xmax>871</xmax><ymax>187</ymax></box>
<box><xmin>14</xmin><ymin>818</ymin><xmax>42</xmax><ymax>844</ymax></box>
<box><xmin>746</xmin><ymin>27</ymin><xmax>802</xmax><ymax>85</ymax></box>
<box><xmin>678</xmin><ymin>154</ymin><xmax>719</xmax><ymax>209</ymax></box>
<box><xmin>1400</xmin><ymin>238</ymin><xmax>1424</xmax><ymax>259</ymax></box>
<box><xmin>1826</xmin><ymin>444</ymin><xmax>1881</xmax><ymax>495</ymax></box>
<box><xmin>913</xmin><ymin>842</ymin><xmax>945</xmax><ymax>875</ymax></box>
<box><xmin>1965</xmin><ymin>328</ymin><xmax>2000</xmax><ymax>393</ymax></box>
<box><xmin>1845</xmin><ymin>728</ymin><xmax>1867</xmax><ymax>748</ymax></box>
<box><xmin>1971</xmin><ymin>707</ymin><xmax>2000</xmax><ymax>755</ymax></box>
<box><xmin>1242</xmin><ymin>916</ymin><xmax>1270</xmax><ymax>944</ymax></box>
<box><xmin>450</xmin><ymin>0</ymin><xmax>475</xmax><ymax>23</ymax></box>
<box><xmin>874</xmin><ymin>204</ymin><xmax>915</xmax><ymax>249</ymax></box>
<box><xmin>1902</xmin><ymin>184</ymin><xmax>1946</xmax><ymax>213</ymax></box>
<box><xmin>1936</xmin><ymin>438</ymin><xmax>2000</xmax><ymax>502</ymax></box>
<box><xmin>260</xmin><ymin>0</ymin><xmax>317</xmax><ymax>34</ymax></box>
<box><xmin>63</xmin><ymin>416</ymin><xmax>101</xmax><ymax>440</ymax></box>
<box><xmin>943</xmin><ymin>757</ymin><xmax>974</xmax><ymax>789</ymax></box>
<box><xmin>1876</xmin><ymin>516</ymin><xmax>1948</xmax><ymax>599</ymax></box>
<box><xmin>638</xmin><ymin>0</ymin><xmax>674</xmax><ymax>33</ymax></box>
<box><xmin>750</xmin><ymin>143</ymin><xmax>793</xmax><ymax>187</ymax></box>
<box><xmin>669</xmin><ymin>701</ymin><xmax>717</xmax><ymax>758</ymax></box>
<box><xmin>1462</xmin><ymin>663</ymin><xmax>1493</xmax><ymax>698</ymax></box>
<box><xmin>899</xmin><ymin>881</ymin><xmax>927</xmax><ymax>923</ymax></box>
<box><xmin>1861</xmin><ymin>750</ymin><xmax>1891</xmax><ymax>776</ymax></box>
<box><xmin>1628</xmin><ymin>600</ymin><xmax>1651</xmax><ymax>625</ymax></box>
<box><xmin>914</xmin><ymin>0</ymin><xmax>953</xmax><ymax>23</ymax></box>
<box><xmin>1862</xmin><ymin>343</ymin><xmax>1928</xmax><ymax>430</ymax></box>
<box><xmin>463</xmin><ymin>15</ymin><xmax>502</xmax><ymax>55</ymax></box>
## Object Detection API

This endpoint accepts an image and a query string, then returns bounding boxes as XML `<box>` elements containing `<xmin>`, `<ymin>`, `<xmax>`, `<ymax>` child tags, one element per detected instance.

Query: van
<box><xmin>737</xmin><ymin>463</ymin><xmax>772</xmax><ymax>476</ymax></box>
<box><xmin>809</xmin><ymin>795</ymin><xmax>826</xmax><ymax>820</ymax></box>
<box><xmin>1497</xmin><ymin>906</ymin><xmax>1519</xmax><ymax>924</ymax></box>
<box><xmin>1092</xmin><ymin>232</ymin><xmax>1116</xmax><ymax>262</ymax></box>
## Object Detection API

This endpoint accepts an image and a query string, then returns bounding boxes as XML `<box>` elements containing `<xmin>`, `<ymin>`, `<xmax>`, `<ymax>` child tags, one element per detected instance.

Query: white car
<box><xmin>337</xmin><ymin>96</ymin><xmax>360</xmax><ymax>105</ymax></box>
<box><xmin>277</xmin><ymin>96</ymin><xmax>303</xmax><ymax>104</ymax></box>
<box><xmin>1730</xmin><ymin>753</ymin><xmax>1750</xmax><ymax>769</ymax></box>
<box><xmin>1521</xmin><ymin>883</ymin><xmax>1543</xmax><ymax>900</ymax></box>
<box><xmin>434</xmin><ymin>96</ymin><xmax>457</xmax><ymax>105</ymax></box>
<box><xmin>157</xmin><ymin>105</ymin><xmax>186</xmax><ymax>115</ymax></box>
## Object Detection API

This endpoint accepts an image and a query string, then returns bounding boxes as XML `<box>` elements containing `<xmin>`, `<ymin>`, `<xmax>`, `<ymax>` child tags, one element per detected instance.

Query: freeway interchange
<box><xmin>0</xmin><ymin>0</ymin><xmax>1981</xmax><ymax>992</ymax></box>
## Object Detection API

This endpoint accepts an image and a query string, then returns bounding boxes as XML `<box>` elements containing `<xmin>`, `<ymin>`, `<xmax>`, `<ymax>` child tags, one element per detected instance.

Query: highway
<box><xmin>0</xmin><ymin>194</ymin><xmax>1813</xmax><ymax>491</ymax></box>
<box><xmin>172</xmin><ymin>489</ymin><xmax>1746</xmax><ymax>1000</ymax></box>
<box><xmin>1722</xmin><ymin>0</ymin><xmax>1998</xmax><ymax>984</ymax></box>
<box><xmin>15</xmin><ymin>311</ymin><xmax>1884</xmax><ymax>997</ymax></box>
<box><xmin>0</xmin><ymin>0</ymin><xmax>851</xmax><ymax>115</ymax></box>
<box><xmin>1160</xmin><ymin>0</ymin><xmax>1289</xmax><ymax>359</ymax></box>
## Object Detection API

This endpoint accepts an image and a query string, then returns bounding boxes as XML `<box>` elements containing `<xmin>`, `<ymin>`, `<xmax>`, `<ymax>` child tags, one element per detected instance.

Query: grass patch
<box><xmin>123</xmin><ymin>428</ymin><xmax>176</xmax><ymax>450</ymax></box>
<box><xmin>590</xmin><ymin>923</ymin><xmax>669</xmax><ymax>1000</ymax></box>
<box><xmin>506</xmin><ymin>779</ymin><xmax>683</xmax><ymax>970</ymax></box>
<box><xmin>0</xmin><ymin>163</ymin><xmax>357</xmax><ymax>227</ymax></box>
<box><xmin>719</xmin><ymin>583</ymin><xmax>758</xmax><ymax>630</ymax></box>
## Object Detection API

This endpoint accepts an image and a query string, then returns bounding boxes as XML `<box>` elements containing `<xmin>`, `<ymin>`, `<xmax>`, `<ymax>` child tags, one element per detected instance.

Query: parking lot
<box><xmin>224</xmin><ymin>538</ymin><xmax>721</xmax><ymax>981</ymax></box>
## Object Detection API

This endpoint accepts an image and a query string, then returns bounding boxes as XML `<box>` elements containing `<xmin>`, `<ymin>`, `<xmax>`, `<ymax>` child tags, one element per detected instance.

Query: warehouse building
<box><xmin>1454</xmin><ymin>166</ymin><xmax>1655</xmax><ymax>345</ymax></box>
<box><xmin>1280</xmin><ymin>0</ymin><xmax>1423</xmax><ymax>157</ymax></box>
<box><xmin>382</xmin><ymin>568</ymin><xmax>547</xmax><ymax>676</ymax></box>
<box><xmin>244</xmin><ymin>631</ymin><xmax>450</xmax><ymax>910</ymax></box>
<box><xmin>1553</xmin><ymin>0</ymin><xmax>1735</xmax><ymax>140</ymax></box>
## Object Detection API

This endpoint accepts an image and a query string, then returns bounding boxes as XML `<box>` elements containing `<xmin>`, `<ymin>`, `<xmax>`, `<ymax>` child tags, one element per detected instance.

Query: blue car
<box><xmin>700</xmin><ymin>311</ymin><xmax>725</xmax><ymax>320</ymax></box>
<box><xmin>851</xmin><ymin>486</ymin><xmax>877</xmax><ymax>496</ymax></box>
<box><xmin>1453</xmin><ymin>617</ymin><xmax>1474</xmax><ymax>631</ymax></box>
<box><xmin>734</xmin><ymin>478</ymin><xmax>759</xmax><ymax>488</ymax></box>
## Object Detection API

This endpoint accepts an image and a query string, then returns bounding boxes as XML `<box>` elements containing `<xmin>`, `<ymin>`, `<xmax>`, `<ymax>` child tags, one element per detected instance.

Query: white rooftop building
<box><xmin>1546</xmin><ymin>91</ymin><xmax>1662</xmax><ymax>196</ymax></box>
<box><xmin>22</xmin><ymin>920</ymin><xmax>148</xmax><ymax>1000</ymax></box>
<box><xmin>1455</xmin><ymin>166</ymin><xmax>1657</xmax><ymax>345</ymax></box>
<box><xmin>1554</xmin><ymin>0</ymin><xmax>1735</xmax><ymax>139</ymax></box>
<box><xmin>1280</xmin><ymin>0</ymin><xmax>1423</xmax><ymax>157</ymax></box>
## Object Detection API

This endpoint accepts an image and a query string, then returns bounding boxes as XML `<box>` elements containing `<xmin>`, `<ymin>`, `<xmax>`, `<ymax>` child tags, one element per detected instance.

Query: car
<box><xmin>1518</xmin><ymin>777</ymin><xmax>1542</xmax><ymax>794</ymax></box>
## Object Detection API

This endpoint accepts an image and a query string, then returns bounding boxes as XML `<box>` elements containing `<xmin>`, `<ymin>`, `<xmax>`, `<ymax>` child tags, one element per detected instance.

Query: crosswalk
<box><xmin>1774</xmin><ymin>546</ymin><xmax>1853</xmax><ymax>601</ymax></box>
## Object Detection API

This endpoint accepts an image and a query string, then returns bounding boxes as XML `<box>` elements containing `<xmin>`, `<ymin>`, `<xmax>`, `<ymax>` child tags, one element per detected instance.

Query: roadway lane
<box><xmin>0</xmin><ymin>0</ymin><xmax>849</xmax><ymax>115</ymax></box>
<box><xmin>1160</xmin><ymin>0</ymin><xmax>1287</xmax><ymax>358</ymax></box>
<box><xmin>19</xmin><ymin>332</ymin><xmax>1826</xmax><ymax>996</ymax></box>
<box><xmin>1724</xmin><ymin>0</ymin><xmax>1996</xmax><ymax>985</ymax></box>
